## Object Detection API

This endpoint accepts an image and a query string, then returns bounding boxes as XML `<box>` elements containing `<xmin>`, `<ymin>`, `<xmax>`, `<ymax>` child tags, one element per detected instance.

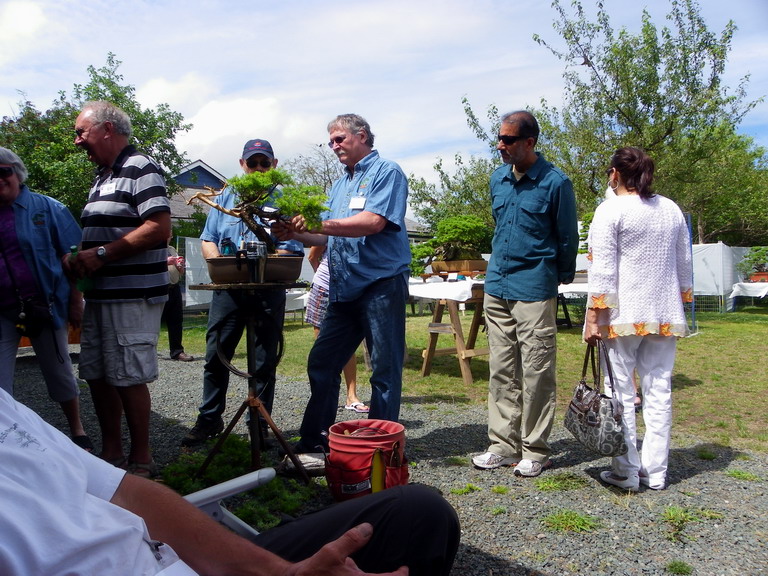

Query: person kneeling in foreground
<box><xmin>0</xmin><ymin>387</ymin><xmax>459</xmax><ymax>575</ymax></box>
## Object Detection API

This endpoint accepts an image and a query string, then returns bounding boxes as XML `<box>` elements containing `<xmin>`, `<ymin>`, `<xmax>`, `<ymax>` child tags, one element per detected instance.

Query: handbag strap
<box><xmin>581</xmin><ymin>344</ymin><xmax>597</xmax><ymax>382</ymax></box>
<box><xmin>583</xmin><ymin>340</ymin><xmax>619</xmax><ymax>400</ymax></box>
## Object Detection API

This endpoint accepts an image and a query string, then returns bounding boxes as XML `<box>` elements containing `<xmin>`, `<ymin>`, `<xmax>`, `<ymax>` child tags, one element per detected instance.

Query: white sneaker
<box><xmin>599</xmin><ymin>470</ymin><xmax>639</xmax><ymax>492</ymax></box>
<box><xmin>472</xmin><ymin>452</ymin><xmax>521</xmax><ymax>469</ymax></box>
<box><xmin>281</xmin><ymin>452</ymin><xmax>326</xmax><ymax>476</ymax></box>
<box><xmin>513</xmin><ymin>458</ymin><xmax>553</xmax><ymax>477</ymax></box>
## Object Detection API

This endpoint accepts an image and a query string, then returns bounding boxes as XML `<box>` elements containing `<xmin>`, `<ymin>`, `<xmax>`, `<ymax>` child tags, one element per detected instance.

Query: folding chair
<box><xmin>184</xmin><ymin>468</ymin><xmax>276</xmax><ymax>541</ymax></box>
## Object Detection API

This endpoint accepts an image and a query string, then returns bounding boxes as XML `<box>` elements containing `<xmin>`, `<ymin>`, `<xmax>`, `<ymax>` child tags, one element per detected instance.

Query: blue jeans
<box><xmin>199</xmin><ymin>288</ymin><xmax>286</xmax><ymax>424</ymax></box>
<box><xmin>298</xmin><ymin>275</ymin><xmax>407</xmax><ymax>452</ymax></box>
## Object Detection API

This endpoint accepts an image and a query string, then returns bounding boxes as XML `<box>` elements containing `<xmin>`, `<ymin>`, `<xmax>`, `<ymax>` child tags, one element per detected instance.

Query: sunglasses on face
<box><xmin>246</xmin><ymin>157</ymin><xmax>272</xmax><ymax>169</ymax></box>
<box><xmin>497</xmin><ymin>134</ymin><xmax>527</xmax><ymax>146</ymax></box>
<box><xmin>327</xmin><ymin>135</ymin><xmax>348</xmax><ymax>148</ymax></box>
<box><xmin>0</xmin><ymin>166</ymin><xmax>14</xmax><ymax>179</ymax></box>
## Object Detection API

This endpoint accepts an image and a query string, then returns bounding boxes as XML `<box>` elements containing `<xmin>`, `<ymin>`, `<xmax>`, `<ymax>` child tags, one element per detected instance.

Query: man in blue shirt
<box><xmin>276</xmin><ymin>114</ymin><xmax>410</xmax><ymax>453</ymax></box>
<box><xmin>472</xmin><ymin>111</ymin><xmax>578</xmax><ymax>477</ymax></box>
<box><xmin>181</xmin><ymin>139</ymin><xmax>304</xmax><ymax>447</ymax></box>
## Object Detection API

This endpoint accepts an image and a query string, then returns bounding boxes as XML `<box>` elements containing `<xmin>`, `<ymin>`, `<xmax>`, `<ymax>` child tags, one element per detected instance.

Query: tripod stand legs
<box><xmin>196</xmin><ymin>394</ymin><xmax>310</xmax><ymax>484</ymax></box>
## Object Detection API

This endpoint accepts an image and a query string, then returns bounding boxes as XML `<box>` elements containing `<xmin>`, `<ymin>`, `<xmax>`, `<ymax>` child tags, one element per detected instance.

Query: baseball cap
<box><xmin>242</xmin><ymin>139</ymin><xmax>274</xmax><ymax>161</ymax></box>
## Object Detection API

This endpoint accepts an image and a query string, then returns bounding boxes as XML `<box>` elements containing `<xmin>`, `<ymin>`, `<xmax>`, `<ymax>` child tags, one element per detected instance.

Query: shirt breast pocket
<box><xmin>518</xmin><ymin>198</ymin><xmax>550</xmax><ymax>237</ymax></box>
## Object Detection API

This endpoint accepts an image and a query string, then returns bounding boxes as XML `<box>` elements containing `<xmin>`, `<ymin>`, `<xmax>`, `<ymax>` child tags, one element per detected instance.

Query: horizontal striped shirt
<box><xmin>81</xmin><ymin>145</ymin><xmax>170</xmax><ymax>303</ymax></box>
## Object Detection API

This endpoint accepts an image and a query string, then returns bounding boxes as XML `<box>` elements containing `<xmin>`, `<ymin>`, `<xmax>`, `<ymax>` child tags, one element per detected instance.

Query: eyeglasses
<box><xmin>246</xmin><ymin>157</ymin><xmax>272</xmax><ymax>169</ymax></box>
<box><xmin>0</xmin><ymin>166</ymin><xmax>14</xmax><ymax>179</ymax></box>
<box><xmin>74</xmin><ymin>122</ymin><xmax>102</xmax><ymax>138</ymax></box>
<box><xmin>327</xmin><ymin>135</ymin><xmax>347</xmax><ymax>148</ymax></box>
<box><xmin>497</xmin><ymin>134</ymin><xmax>527</xmax><ymax>146</ymax></box>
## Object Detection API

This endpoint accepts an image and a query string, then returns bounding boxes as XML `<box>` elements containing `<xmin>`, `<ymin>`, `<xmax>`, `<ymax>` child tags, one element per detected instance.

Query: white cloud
<box><xmin>1</xmin><ymin>0</ymin><xmax>766</xmax><ymax>183</ymax></box>
<box><xmin>0</xmin><ymin>2</ymin><xmax>46</xmax><ymax>67</ymax></box>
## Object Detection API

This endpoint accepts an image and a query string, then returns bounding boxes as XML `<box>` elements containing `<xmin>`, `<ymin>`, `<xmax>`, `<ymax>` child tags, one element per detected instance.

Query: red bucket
<box><xmin>326</xmin><ymin>419</ymin><xmax>409</xmax><ymax>502</ymax></box>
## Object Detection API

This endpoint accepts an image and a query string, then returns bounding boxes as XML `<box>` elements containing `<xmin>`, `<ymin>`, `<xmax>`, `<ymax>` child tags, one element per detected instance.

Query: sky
<box><xmin>1</xmin><ymin>0</ymin><xmax>767</xmax><ymax>184</ymax></box>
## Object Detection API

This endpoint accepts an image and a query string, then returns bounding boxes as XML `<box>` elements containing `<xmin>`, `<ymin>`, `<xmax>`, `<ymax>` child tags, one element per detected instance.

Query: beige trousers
<box><xmin>483</xmin><ymin>294</ymin><xmax>558</xmax><ymax>462</ymax></box>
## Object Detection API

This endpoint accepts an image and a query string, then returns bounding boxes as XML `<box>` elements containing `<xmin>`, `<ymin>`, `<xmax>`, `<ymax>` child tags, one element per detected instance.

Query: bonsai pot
<box><xmin>430</xmin><ymin>259</ymin><xmax>488</xmax><ymax>274</ymax></box>
<box><xmin>206</xmin><ymin>254</ymin><xmax>303</xmax><ymax>284</ymax></box>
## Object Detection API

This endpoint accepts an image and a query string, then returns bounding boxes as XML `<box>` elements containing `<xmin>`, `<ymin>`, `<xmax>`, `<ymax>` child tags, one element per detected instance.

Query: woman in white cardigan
<box><xmin>584</xmin><ymin>146</ymin><xmax>693</xmax><ymax>492</ymax></box>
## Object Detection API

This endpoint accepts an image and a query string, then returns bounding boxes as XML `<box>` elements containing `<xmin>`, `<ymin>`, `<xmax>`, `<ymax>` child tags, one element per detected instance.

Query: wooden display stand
<box><xmin>419</xmin><ymin>281</ymin><xmax>489</xmax><ymax>387</ymax></box>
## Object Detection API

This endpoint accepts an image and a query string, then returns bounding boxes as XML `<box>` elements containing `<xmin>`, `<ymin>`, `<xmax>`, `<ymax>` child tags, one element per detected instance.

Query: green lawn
<box><xmin>178</xmin><ymin>304</ymin><xmax>768</xmax><ymax>453</ymax></box>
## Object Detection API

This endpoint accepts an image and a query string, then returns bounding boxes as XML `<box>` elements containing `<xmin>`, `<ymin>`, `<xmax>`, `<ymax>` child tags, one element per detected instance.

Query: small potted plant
<box><xmin>736</xmin><ymin>246</ymin><xmax>768</xmax><ymax>282</ymax></box>
<box><xmin>411</xmin><ymin>214</ymin><xmax>492</xmax><ymax>275</ymax></box>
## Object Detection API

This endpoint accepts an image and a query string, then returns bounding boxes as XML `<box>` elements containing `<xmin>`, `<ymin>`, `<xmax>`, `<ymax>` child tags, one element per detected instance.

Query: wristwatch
<box><xmin>96</xmin><ymin>246</ymin><xmax>108</xmax><ymax>262</ymax></box>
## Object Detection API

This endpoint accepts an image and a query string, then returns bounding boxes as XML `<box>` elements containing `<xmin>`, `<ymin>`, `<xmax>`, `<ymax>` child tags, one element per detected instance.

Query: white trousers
<box><xmin>602</xmin><ymin>335</ymin><xmax>677</xmax><ymax>489</ymax></box>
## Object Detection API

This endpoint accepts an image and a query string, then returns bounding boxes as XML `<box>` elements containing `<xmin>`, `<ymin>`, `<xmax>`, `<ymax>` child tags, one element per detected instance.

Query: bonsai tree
<box><xmin>187</xmin><ymin>168</ymin><xmax>327</xmax><ymax>253</ymax></box>
<box><xmin>411</xmin><ymin>214</ymin><xmax>493</xmax><ymax>274</ymax></box>
<box><xmin>736</xmin><ymin>246</ymin><xmax>768</xmax><ymax>280</ymax></box>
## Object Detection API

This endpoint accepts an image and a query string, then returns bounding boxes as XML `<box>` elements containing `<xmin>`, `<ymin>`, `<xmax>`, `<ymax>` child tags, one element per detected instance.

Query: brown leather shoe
<box><xmin>172</xmin><ymin>352</ymin><xmax>194</xmax><ymax>362</ymax></box>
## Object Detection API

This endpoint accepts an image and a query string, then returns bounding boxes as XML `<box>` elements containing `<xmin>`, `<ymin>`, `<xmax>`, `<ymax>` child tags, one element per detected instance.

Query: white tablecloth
<box><xmin>731</xmin><ymin>282</ymin><xmax>768</xmax><ymax>298</ymax></box>
<box><xmin>408</xmin><ymin>278</ymin><xmax>481</xmax><ymax>302</ymax></box>
<box><xmin>408</xmin><ymin>278</ymin><xmax>590</xmax><ymax>301</ymax></box>
<box><xmin>558</xmin><ymin>282</ymin><xmax>589</xmax><ymax>296</ymax></box>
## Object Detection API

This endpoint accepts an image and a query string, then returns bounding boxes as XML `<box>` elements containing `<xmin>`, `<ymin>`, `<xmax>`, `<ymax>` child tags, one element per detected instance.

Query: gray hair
<box><xmin>0</xmin><ymin>147</ymin><xmax>28</xmax><ymax>184</ymax></box>
<box><xmin>500</xmin><ymin>110</ymin><xmax>539</xmax><ymax>145</ymax></box>
<box><xmin>81</xmin><ymin>101</ymin><xmax>132</xmax><ymax>138</ymax></box>
<box><xmin>327</xmin><ymin>114</ymin><xmax>375</xmax><ymax>147</ymax></box>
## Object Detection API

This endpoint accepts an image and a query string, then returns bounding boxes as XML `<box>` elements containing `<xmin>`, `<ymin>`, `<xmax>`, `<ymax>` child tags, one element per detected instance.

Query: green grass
<box><xmin>542</xmin><ymin>509</ymin><xmax>600</xmax><ymax>533</ymax></box>
<box><xmin>661</xmin><ymin>506</ymin><xmax>723</xmax><ymax>542</ymax></box>
<box><xmin>725</xmin><ymin>469</ymin><xmax>761</xmax><ymax>482</ymax></box>
<box><xmin>535</xmin><ymin>472</ymin><xmax>589</xmax><ymax>492</ymax></box>
<box><xmin>178</xmin><ymin>305</ymin><xmax>768</xmax><ymax>452</ymax></box>
<box><xmin>450</xmin><ymin>483</ymin><xmax>482</xmax><ymax>495</ymax></box>
<box><xmin>162</xmin><ymin>435</ymin><xmax>327</xmax><ymax>531</ymax></box>
<box><xmin>666</xmin><ymin>560</ymin><xmax>694</xmax><ymax>575</ymax></box>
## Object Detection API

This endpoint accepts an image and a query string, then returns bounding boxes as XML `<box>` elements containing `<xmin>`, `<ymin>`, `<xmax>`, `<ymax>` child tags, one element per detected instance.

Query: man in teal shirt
<box><xmin>473</xmin><ymin>110</ymin><xmax>578</xmax><ymax>477</ymax></box>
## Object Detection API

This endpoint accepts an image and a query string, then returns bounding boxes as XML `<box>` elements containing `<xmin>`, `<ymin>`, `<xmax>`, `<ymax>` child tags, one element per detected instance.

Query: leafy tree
<box><xmin>433</xmin><ymin>0</ymin><xmax>767</xmax><ymax>245</ymax></box>
<box><xmin>281</xmin><ymin>144</ymin><xmax>344</xmax><ymax>194</ymax></box>
<box><xmin>526</xmin><ymin>0</ymin><xmax>767</xmax><ymax>244</ymax></box>
<box><xmin>0</xmin><ymin>53</ymin><xmax>191</xmax><ymax>219</ymax></box>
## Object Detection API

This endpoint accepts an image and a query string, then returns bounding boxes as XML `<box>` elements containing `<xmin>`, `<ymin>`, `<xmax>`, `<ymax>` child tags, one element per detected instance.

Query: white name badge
<box><xmin>349</xmin><ymin>196</ymin><xmax>366</xmax><ymax>210</ymax></box>
<box><xmin>100</xmin><ymin>182</ymin><xmax>117</xmax><ymax>196</ymax></box>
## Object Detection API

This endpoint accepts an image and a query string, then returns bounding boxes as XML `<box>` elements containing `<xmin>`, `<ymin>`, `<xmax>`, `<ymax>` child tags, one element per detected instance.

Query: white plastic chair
<box><xmin>184</xmin><ymin>468</ymin><xmax>276</xmax><ymax>540</ymax></box>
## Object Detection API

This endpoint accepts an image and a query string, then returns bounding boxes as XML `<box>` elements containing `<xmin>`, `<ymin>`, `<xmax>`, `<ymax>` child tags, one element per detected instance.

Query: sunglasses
<box><xmin>0</xmin><ymin>166</ymin><xmax>14</xmax><ymax>179</ymax></box>
<box><xmin>246</xmin><ymin>157</ymin><xmax>272</xmax><ymax>169</ymax></box>
<box><xmin>327</xmin><ymin>135</ymin><xmax>348</xmax><ymax>148</ymax></box>
<box><xmin>497</xmin><ymin>134</ymin><xmax>527</xmax><ymax>146</ymax></box>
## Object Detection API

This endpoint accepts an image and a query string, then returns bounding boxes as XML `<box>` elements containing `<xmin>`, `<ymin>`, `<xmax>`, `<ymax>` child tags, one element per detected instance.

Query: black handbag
<box><xmin>15</xmin><ymin>297</ymin><xmax>53</xmax><ymax>337</ymax></box>
<box><xmin>0</xmin><ymin>242</ymin><xmax>53</xmax><ymax>337</ymax></box>
<box><xmin>564</xmin><ymin>340</ymin><xmax>628</xmax><ymax>457</ymax></box>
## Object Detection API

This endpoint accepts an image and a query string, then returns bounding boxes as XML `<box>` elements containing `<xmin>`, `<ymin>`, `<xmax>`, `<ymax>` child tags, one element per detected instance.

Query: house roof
<box><xmin>173</xmin><ymin>160</ymin><xmax>227</xmax><ymax>190</ymax></box>
<box><xmin>170</xmin><ymin>160</ymin><xmax>227</xmax><ymax>220</ymax></box>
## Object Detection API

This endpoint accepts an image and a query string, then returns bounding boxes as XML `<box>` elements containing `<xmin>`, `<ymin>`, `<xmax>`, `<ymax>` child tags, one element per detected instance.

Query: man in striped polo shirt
<box><xmin>71</xmin><ymin>101</ymin><xmax>171</xmax><ymax>478</ymax></box>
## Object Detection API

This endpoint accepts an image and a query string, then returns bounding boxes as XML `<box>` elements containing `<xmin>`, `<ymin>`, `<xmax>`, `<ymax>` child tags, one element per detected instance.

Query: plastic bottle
<box><xmin>220</xmin><ymin>237</ymin><xmax>237</xmax><ymax>256</ymax></box>
<box><xmin>70</xmin><ymin>245</ymin><xmax>93</xmax><ymax>292</ymax></box>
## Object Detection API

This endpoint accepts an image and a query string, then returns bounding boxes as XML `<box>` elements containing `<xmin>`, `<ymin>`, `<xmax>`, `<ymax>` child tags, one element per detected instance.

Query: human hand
<box><xmin>70</xmin><ymin>248</ymin><xmax>103</xmax><ymax>278</ymax></box>
<box><xmin>283</xmin><ymin>523</ymin><xmax>408</xmax><ymax>576</ymax></box>
<box><xmin>271</xmin><ymin>218</ymin><xmax>295</xmax><ymax>241</ymax></box>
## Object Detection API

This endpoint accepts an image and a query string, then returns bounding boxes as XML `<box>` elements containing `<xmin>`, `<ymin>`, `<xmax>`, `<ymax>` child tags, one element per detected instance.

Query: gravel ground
<box><xmin>14</xmin><ymin>346</ymin><xmax>768</xmax><ymax>576</ymax></box>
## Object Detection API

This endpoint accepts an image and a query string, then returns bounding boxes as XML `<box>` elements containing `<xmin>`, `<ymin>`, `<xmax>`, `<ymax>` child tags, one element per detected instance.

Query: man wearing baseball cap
<box><xmin>182</xmin><ymin>139</ymin><xmax>303</xmax><ymax>446</ymax></box>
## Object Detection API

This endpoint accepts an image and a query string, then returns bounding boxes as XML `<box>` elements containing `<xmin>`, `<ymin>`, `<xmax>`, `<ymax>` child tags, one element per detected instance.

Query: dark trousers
<box><xmin>162</xmin><ymin>283</ymin><xmax>185</xmax><ymax>358</ymax></box>
<box><xmin>299</xmin><ymin>275</ymin><xmax>407</xmax><ymax>452</ymax></box>
<box><xmin>199</xmin><ymin>288</ymin><xmax>286</xmax><ymax>423</ymax></box>
<box><xmin>253</xmin><ymin>484</ymin><xmax>460</xmax><ymax>576</ymax></box>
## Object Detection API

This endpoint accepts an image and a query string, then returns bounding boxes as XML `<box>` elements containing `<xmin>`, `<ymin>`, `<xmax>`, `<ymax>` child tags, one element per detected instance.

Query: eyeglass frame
<box><xmin>246</xmin><ymin>157</ymin><xmax>273</xmax><ymax>169</ymax></box>
<box><xmin>0</xmin><ymin>166</ymin><xmax>15</xmax><ymax>179</ymax></box>
<box><xmin>74</xmin><ymin>122</ymin><xmax>103</xmax><ymax>139</ymax></box>
<box><xmin>497</xmin><ymin>134</ymin><xmax>527</xmax><ymax>146</ymax></box>
<box><xmin>327</xmin><ymin>134</ymin><xmax>348</xmax><ymax>148</ymax></box>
